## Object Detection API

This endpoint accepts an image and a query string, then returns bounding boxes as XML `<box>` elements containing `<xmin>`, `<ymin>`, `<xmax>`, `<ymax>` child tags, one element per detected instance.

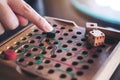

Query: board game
<box><xmin>0</xmin><ymin>17</ymin><xmax>120</xmax><ymax>80</ymax></box>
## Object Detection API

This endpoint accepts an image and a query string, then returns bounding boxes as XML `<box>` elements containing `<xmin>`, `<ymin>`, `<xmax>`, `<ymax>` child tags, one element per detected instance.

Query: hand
<box><xmin>0</xmin><ymin>0</ymin><xmax>53</xmax><ymax>35</ymax></box>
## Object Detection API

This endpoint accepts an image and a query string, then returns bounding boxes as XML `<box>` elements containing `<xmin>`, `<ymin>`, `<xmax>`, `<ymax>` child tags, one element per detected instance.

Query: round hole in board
<box><xmin>82</xmin><ymin>65</ymin><xmax>89</xmax><ymax>70</ymax></box>
<box><xmin>82</xmin><ymin>51</ymin><xmax>88</xmax><ymax>56</ymax></box>
<box><xmin>39</xmin><ymin>43</ymin><xmax>44</xmax><ymax>46</ymax></box>
<box><xmin>76</xmin><ymin>31</ymin><xmax>81</xmax><ymax>35</ymax></box>
<box><xmin>60</xmin><ymin>74</ymin><xmax>67</xmax><ymax>79</ymax></box>
<box><xmin>96</xmin><ymin>48</ymin><xmax>102</xmax><ymax>53</ymax></box>
<box><xmin>47</xmin><ymin>46</ymin><xmax>53</xmax><ymax>50</ymax></box>
<box><xmin>67</xmin><ymin>40</ymin><xmax>73</xmax><ymax>43</ymax></box>
<box><xmin>29</xmin><ymin>40</ymin><xmax>35</xmax><ymax>43</ymax></box>
<box><xmin>62</xmin><ymin>44</ymin><xmax>68</xmax><ymax>48</ymax></box>
<box><xmin>58</xmin><ymin>37</ymin><xmax>63</xmax><ymax>40</ymax></box>
<box><xmin>37</xmin><ymin>65</ymin><xmax>44</xmax><ymax>70</ymax></box>
<box><xmin>68</xmin><ymin>29</ymin><xmax>73</xmax><ymax>32</ymax></box>
<box><xmin>17</xmin><ymin>49</ymin><xmax>22</xmax><ymax>53</ymax></box>
<box><xmin>72</xmin><ymin>47</ymin><xmax>77</xmax><ymax>51</ymax></box>
<box><xmin>18</xmin><ymin>58</ymin><xmax>24</xmax><ymax>63</ymax></box>
<box><xmin>53</xmin><ymin>41</ymin><xmax>58</xmax><ymax>45</ymax></box>
<box><xmin>36</xmin><ymin>36</ymin><xmax>41</xmax><ymax>39</ymax></box>
<box><xmin>21</xmin><ymin>37</ymin><xmax>27</xmax><ymax>40</ymax></box>
<box><xmin>63</xmin><ymin>33</ymin><xmax>68</xmax><ymax>36</ymax></box>
<box><xmin>61</xmin><ymin>57</ymin><xmax>67</xmax><ymax>61</ymax></box>
<box><xmin>32</xmin><ymin>48</ymin><xmax>38</xmax><ymax>51</ymax></box>
<box><xmin>51</xmin><ymin>54</ymin><xmax>57</xmax><ymax>58</ymax></box>
<box><xmin>71</xmin><ymin>77</ymin><xmax>77</xmax><ymax>80</ymax></box>
<box><xmin>44</xmin><ymin>60</ymin><xmax>51</xmax><ymax>64</ymax></box>
<box><xmin>61</xmin><ymin>27</ymin><xmax>65</xmax><ymax>29</ymax></box>
<box><xmin>41</xmin><ymin>51</ymin><xmax>47</xmax><ymax>55</ymax></box>
<box><xmin>72</xmin><ymin>61</ymin><xmax>78</xmax><ymax>66</ymax></box>
<box><xmin>56</xmin><ymin>49</ymin><xmax>62</xmax><ymax>53</ymax></box>
<box><xmin>27</xmin><ymin>33</ymin><xmax>32</xmax><ymax>36</ymax></box>
<box><xmin>27</xmin><ymin>62</ymin><xmax>34</xmax><ymax>66</ymax></box>
<box><xmin>81</xmin><ymin>38</ymin><xmax>87</xmax><ymax>41</ymax></box>
<box><xmin>92</xmin><ymin>54</ymin><xmax>98</xmax><ymax>58</ymax></box>
<box><xmin>72</xmin><ymin>35</ymin><xmax>77</xmax><ymax>39</ymax></box>
<box><xmin>56</xmin><ymin>30</ymin><xmax>60</xmax><ymax>33</ymax></box>
<box><xmin>53</xmin><ymin>24</ymin><xmax>57</xmax><ymax>27</ymax></box>
<box><xmin>76</xmin><ymin>43</ymin><xmax>82</xmax><ymax>46</ymax></box>
<box><xmin>54</xmin><ymin>63</ymin><xmax>61</xmax><ymax>68</ymax></box>
<box><xmin>87</xmin><ymin>59</ymin><xmax>94</xmax><ymax>64</ymax></box>
<box><xmin>76</xmin><ymin>71</ymin><xmax>84</xmax><ymax>76</ymax></box>
<box><xmin>25</xmin><ymin>53</ymin><xmax>32</xmax><ymax>57</ymax></box>
<box><xmin>66</xmin><ymin>52</ymin><xmax>72</xmax><ymax>56</ymax></box>
<box><xmin>77</xmin><ymin>56</ymin><xmax>83</xmax><ymax>60</ymax></box>
<box><xmin>48</xmin><ymin>69</ymin><xmax>55</xmax><ymax>74</ymax></box>
<box><xmin>45</xmin><ymin>39</ymin><xmax>50</xmax><ymax>42</ymax></box>
<box><xmin>15</xmin><ymin>42</ymin><xmax>21</xmax><ymax>45</ymax></box>
<box><xmin>34</xmin><ymin>56</ymin><xmax>41</xmax><ymax>60</ymax></box>
<box><xmin>34</xmin><ymin>29</ymin><xmax>39</xmax><ymax>32</ymax></box>
<box><xmin>23</xmin><ymin>45</ymin><xmax>29</xmax><ymax>48</ymax></box>
<box><xmin>66</xmin><ymin>67</ymin><xmax>73</xmax><ymax>72</ymax></box>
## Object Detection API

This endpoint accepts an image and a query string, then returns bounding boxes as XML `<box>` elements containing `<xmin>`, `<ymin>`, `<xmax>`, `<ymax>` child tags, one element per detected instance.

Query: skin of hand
<box><xmin>0</xmin><ymin>0</ymin><xmax>53</xmax><ymax>35</ymax></box>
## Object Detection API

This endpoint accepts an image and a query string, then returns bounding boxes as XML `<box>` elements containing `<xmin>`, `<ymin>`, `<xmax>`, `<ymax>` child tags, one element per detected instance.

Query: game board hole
<box><xmin>71</xmin><ymin>77</ymin><xmax>77</xmax><ymax>80</ymax></box>
<box><xmin>77</xmin><ymin>56</ymin><xmax>83</xmax><ymax>60</ymax></box>
<box><xmin>53</xmin><ymin>24</ymin><xmax>57</xmax><ymax>27</ymax></box>
<box><xmin>34</xmin><ymin>29</ymin><xmax>39</xmax><ymax>32</ymax></box>
<box><xmin>68</xmin><ymin>29</ymin><xmax>73</xmax><ymax>32</ymax></box>
<box><xmin>56</xmin><ymin>49</ymin><xmax>62</xmax><ymax>53</ymax></box>
<box><xmin>17</xmin><ymin>49</ymin><xmax>22</xmax><ymax>53</ymax></box>
<box><xmin>72</xmin><ymin>35</ymin><xmax>77</xmax><ymax>39</ymax></box>
<box><xmin>87</xmin><ymin>59</ymin><xmax>94</xmax><ymax>64</ymax></box>
<box><xmin>29</xmin><ymin>40</ymin><xmax>35</xmax><ymax>43</ymax></box>
<box><xmin>56</xmin><ymin>30</ymin><xmax>60</xmax><ymax>33</ymax></box>
<box><xmin>48</xmin><ymin>69</ymin><xmax>55</xmax><ymax>74</ymax></box>
<box><xmin>61</xmin><ymin>27</ymin><xmax>65</xmax><ymax>29</ymax></box>
<box><xmin>41</xmin><ymin>51</ymin><xmax>47</xmax><ymax>55</ymax></box>
<box><xmin>92</xmin><ymin>54</ymin><xmax>98</xmax><ymax>58</ymax></box>
<box><xmin>45</xmin><ymin>39</ymin><xmax>50</xmax><ymax>42</ymax></box>
<box><xmin>66</xmin><ymin>67</ymin><xmax>72</xmax><ymax>72</ymax></box>
<box><xmin>36</xmin><ymin>36</ymin><xmax>41</xmax><ymax>39</ymax></box>
<box><xmin>39</xmin><ymin>43</ymin><xmax>44</xmax><ymax>46</ymax></box>
<box><xmin>15</xmin><ymin>42</ymin><xmax>20</xmax><ymax>45</ymax></box>
<box><xmin>27</xmin><ymin>33</ymin><xmax>32</xmax><ymax>36</ymax></box>
<box><xmin>61</xmin><ymin>57</ymin><xmax>67</xmax><ymax>61</ymax></box>
<box><xmin>18</xmin><ymin>58</ymin><xmax>24</xmax><ymax>63</ymax></box>
<box><xmin>60</xmin><ymin>74</ymin><xmax>67</xmax><ymax>79</ymax></box>
<box><xmin>51</xmin><ymin>54</ymin><xmax>57</xmax><ymax>58</ymax></box>
<box><xmin>27</xmin><ymin>62</ymin><xmax>34</xmax><ymax>66</ymax></box>
<box><xmin>63</xmin><ymin>33</ymin><xmax>68</xmax><ymax>36</ymax></box>
<box><xmin>21</xmin><ymin>37</ymin><xmax>27</xmax><ymax>40</ymax></box>
<box><xmin>44</xmin><ymin>60</ymin><xmax>51</xmax><ymax>64</ymax></box>
<box><xmin>82</xmin><ymin>65</ymin><xmax>89</xmax><ymax>70</ymax></box>
<box><xmin>23</xmin><ymin>45</ymin><xmax>29</xmax><ymax>48</ymax></box>
<box><xmin>72</xmin><ymin>61</ymin><xmax>78</xmax><ymax>66</ymax></box>
<box><xmin>100</xmin><ymin>44</ymin><xmax>106</xmax><ymax>48</ymax></box>
<box><xmin>58</xmin><ymin>37</ymin><xmax>63</xmax><ymax>40</ymax></box>
<box><xmin>66</xmin><ymin>52</ymin><xmax>72</xmax><ymax>56</ymax></box>
<box><xmin>47</xmin><ymin>46</ymin><xmax>53</xmax><ymax>50</ymax></box>
<box><xmin>76</xmin><ymin>43</ymin><xmax>82</xmax><ymax>46</ymax></box>
<box><xmin>72</xmin><ymin>47</ymin><xmax>77</xmax><ymax>51</ymax></box>
<box><xmin>76</xmin><ymin>71</ymin><xmax>83</xmax><ymax>76</ymax></box>
<box><xmin>37</xmin><ymin>65</ymin><xmax>44</xmax><ymax>70</ymax></box>
<box><xmin>25</xmin><ymin>53</ymin><xmax>32</xmax><ymax>57</ymax></box>
<box><xmin>34</xmin><ymin>56</ymin><xmax>41</xmax><ymax>60</ymax></box>
<box><xmin>62</xmin><ymin>44</ymin><xmax>68</xmax><ymax>48</ymax></box>
<box><xmin>53</xmin><ymin>41</ymin><xmax>58</xmax><ymax>45</ymax></box>
<box><xmin>67</xmin><ymin>40</ymin><xmax>73</xmax><ymax>43</ymax></box>
<box><xmin>54</xmin><ymin>63</ymin><xmax>61</xmax><ymax>67</ymax></box>
<box><xmin>82</xmin><ymin>51</ymin><xmax>88</xmax><ymax>56</ymax></box>
<box><xmin>32</xmin><ymin>48</ymin><xmax>38</xmax><ymax>51</ymax></box>
<box><xmin>96</xmin><ymin>48</ymin><xmax>102</xmax><ymax>53</ymax></box>
<box><xmin>76</xmin><ymin>31</ymin><xmax>81</xmax><ymax>35</ymax></box>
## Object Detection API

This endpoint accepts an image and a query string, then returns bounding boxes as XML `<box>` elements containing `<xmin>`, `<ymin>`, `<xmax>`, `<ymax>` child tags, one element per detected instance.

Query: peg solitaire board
<box><xmin>0</xmin><ymin>17</ymin><xmax>120</xmax><ymax>80</ymax></box>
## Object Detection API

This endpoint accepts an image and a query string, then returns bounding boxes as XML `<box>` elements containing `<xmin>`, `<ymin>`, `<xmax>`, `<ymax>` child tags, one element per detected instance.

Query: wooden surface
<box><xmin>0</xmin><ymin>17</ymin><xmax>120</xmax><ymax>80</ymax></box>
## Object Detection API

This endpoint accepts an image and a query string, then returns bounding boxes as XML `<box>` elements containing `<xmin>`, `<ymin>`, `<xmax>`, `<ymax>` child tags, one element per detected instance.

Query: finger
<box><xmin>0</xmin><ymin>23</ymin><xmax>5</xmax><ymax>35</ymax></box>
<box><xmin>8</xmin><ymin>0</ymin><xmax>53</xmax><ymax>32</ymax></box>
<box><xmin>16</xmin><ymin>14</ymin><xmax>28</xmax><ymax>26</ymax></box>
<box><xmin>0</xmin><ymin>1</ymin><xmax>19</xmax><ymax>30</ymax></box>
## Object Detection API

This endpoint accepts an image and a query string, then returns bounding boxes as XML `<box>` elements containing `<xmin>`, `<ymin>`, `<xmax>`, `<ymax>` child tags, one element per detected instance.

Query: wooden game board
<box><xmin>0</xmin><ymin>17</ymin><xmax>120</xmax><ymax>80</ymax></box>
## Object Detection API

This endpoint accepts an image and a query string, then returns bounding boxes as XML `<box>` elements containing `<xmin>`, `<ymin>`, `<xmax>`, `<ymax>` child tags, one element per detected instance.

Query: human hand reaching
<box><xmin>0</xmin><ymin>0</ymin><xmax>53</xmax><ymax>35</ymax></box>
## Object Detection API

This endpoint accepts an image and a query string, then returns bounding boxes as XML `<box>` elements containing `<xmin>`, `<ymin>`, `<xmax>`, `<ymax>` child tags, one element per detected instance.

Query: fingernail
<box><xmin>44</xmin><ymin>21</ymin><xmax>54</xmax><ymax>32</ymax></box>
